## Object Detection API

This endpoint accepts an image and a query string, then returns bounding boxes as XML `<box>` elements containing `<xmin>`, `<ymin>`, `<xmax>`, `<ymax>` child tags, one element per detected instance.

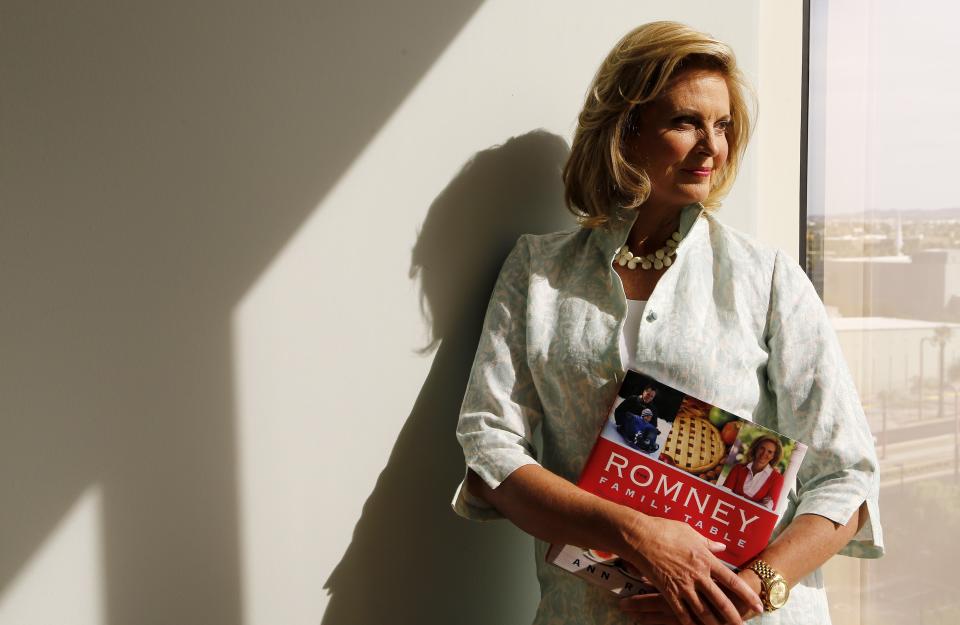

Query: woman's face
<box><xmin>754</xmin><ymin>441</ymin><xmax>777</xmax><ymax>469</ymax></box>
<box><xmin>624</xmin><ymin>68</ymin><xmax>731</xmax><ymax>211</ymax></box>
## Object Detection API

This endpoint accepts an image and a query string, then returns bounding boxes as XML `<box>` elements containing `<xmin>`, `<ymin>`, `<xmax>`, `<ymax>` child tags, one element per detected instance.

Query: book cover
<box><xmin>546</xmin><ymin>369</ymin><xmax>807</xmax><ymax>597</ymax></box>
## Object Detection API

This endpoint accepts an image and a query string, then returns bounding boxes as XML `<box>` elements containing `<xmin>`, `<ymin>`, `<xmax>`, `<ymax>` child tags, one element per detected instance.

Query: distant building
<box><xmin>824</xmin><ymin>249</ymin><xmax>960</xmax><ymax>322</ymax></box>
<box><xmin>831</xmin><ymin>316</ymin><xmax>960</xmax><ymax>400</ymax></box>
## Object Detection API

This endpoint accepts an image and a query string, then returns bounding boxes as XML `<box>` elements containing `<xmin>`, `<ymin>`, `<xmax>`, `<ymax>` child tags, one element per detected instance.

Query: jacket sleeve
<box><xmin>451</xmin><ymin>235</ymin><xmax>545</xmax><ymax>521</ymax></box>
<box><xmin>764</xmin><ymin>249</ymin><xmax>884</xmax><ymax>558</ymax></box>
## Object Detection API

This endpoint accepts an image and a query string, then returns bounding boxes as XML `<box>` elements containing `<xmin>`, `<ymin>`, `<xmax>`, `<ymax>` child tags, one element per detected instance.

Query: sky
<box><xmin>809</xmin><ymin>0</ymin><xmax>960</xmax><ymax>215</ymax></box>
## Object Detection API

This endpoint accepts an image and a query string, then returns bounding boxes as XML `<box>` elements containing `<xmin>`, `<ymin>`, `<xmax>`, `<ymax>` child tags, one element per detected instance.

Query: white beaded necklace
<box><xmin>614</xmin><ymin>230</ymin><xmax>683</xmax><ymax>270</ymax></box>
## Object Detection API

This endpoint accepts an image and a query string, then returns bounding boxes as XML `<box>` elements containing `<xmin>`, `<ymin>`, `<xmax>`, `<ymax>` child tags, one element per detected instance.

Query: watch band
<box><xmin>747</xmin><ymin>559</ymin><xmax>789</xmax><ymax>611</ymax></box>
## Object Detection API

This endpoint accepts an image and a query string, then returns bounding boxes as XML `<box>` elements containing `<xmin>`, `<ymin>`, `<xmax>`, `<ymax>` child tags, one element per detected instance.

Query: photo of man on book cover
<box><xmin>614</xmin><ymin>393</ymin><xmax>661</xmax><ymax>453</ymax></box>
<box><xmin>604</xmin><ymin>372</ymin><xmax>682</xmax><ymax>460</ymax></box>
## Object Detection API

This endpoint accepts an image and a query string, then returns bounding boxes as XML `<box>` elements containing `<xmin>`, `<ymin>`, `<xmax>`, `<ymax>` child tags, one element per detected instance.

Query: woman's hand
<box><xmin>465</xmin><ymin>465</ymin><xmax>766</xmax><ymax>624</ymax></box>
<box><xmin>618</xmin><ymin>570</ymin><xmax>762</xmax><ymax>625</ymax></box>
<box><xmin>615</xmin><ymin>516</ymin><xmax>763</xmax><ymax>625</ymax></box>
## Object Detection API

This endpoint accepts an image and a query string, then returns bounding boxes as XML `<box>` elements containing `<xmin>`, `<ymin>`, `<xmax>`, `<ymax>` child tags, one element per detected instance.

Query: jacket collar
<box><xmin>589</xmin><ymin>202</ymin><xmax>707</xmax><ymax>259</ymax></box>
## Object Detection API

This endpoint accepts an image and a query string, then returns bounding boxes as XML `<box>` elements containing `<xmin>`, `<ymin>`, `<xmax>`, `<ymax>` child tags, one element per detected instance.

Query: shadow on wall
<box><xmin>0</xmin><ymin>1</ymin><xmax>482</xmax><ymax>624</ymax></box>
<box><xmin>322</xmin><ymin>130</ymin><xmax>576</xmax><ymax>625</ymax></box>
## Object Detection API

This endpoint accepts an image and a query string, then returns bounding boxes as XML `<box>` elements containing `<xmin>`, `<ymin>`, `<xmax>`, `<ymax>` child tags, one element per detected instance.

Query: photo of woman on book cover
<box><xmin>717</xmin><ymin>428</ymin><xmax>798</xmax><ymax>512</ymax></box>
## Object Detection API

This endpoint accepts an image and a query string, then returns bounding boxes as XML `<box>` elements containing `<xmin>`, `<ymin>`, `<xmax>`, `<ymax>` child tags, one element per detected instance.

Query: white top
<box><xmin>742</xmin><ymin>462</ymin><xmax>774</xmax><ymax>498</ymax></box>
<box><xmin>619</xmin><ymin>299</ymin><xmax>647</xmax><ymax>370</ymax></box>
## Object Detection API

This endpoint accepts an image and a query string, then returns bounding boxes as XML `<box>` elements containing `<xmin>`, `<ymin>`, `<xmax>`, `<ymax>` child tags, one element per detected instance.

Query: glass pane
<box><xmin>807</xmin><ymin>1</ymin><xmax>960</xmax><ymax>624</ymax></box>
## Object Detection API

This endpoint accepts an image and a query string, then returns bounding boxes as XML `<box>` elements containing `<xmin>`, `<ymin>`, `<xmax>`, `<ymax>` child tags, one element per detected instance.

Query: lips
<box><xmin>682</xmin><ymin>168</ymin><xmax>712</xmax><ymax>177</ymax></box>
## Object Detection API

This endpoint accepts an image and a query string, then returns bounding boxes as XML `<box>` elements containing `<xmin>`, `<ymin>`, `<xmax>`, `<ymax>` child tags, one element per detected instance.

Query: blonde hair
<box><xmin>746</xmin><ymin>435</ymin><xmax>784</xmax><ymax>469</ymax></box>
<box><xmin>563</xmin><ymin>21</ymin><xmax>755</xmax><ymax>228</ymax></box>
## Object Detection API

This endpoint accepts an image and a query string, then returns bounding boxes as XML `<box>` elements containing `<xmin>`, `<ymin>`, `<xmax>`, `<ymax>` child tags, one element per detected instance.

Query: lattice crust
<box><xmin>662</xmin><ymin>414</ymin><xmax>725</xmax><ymax>474</ymax></box>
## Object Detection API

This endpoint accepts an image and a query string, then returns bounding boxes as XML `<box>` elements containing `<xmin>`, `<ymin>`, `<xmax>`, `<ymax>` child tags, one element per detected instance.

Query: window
<box><xmin>806</xmin><ymin>1</ymin><xmax>960</xmax><ymax>623</ymax></box>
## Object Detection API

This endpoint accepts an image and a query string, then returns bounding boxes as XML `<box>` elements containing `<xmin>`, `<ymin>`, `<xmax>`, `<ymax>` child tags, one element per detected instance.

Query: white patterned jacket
<box><xmin>452</xmin><ymin>201</ymin><xmax>883</xmax><ymax>625</ymax></box>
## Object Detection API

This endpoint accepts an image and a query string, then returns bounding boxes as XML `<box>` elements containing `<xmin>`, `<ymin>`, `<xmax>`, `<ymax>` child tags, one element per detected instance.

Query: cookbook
<box><xmin>545</xmin><ymin>369</ymin><xmax>807</xmax><ymax>596</ymax></box>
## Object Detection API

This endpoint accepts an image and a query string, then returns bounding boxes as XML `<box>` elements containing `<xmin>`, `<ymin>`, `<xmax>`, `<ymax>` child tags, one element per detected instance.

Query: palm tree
<box><xmin>920</xmin><ymin>326</ymin><xmax>954</xmax><ymax>420</ymax></box>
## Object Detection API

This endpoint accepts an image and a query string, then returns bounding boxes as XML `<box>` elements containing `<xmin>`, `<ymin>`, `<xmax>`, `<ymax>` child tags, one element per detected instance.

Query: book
<box><xmin>545</xmin><ymin>369</ymin><xmax>807</xmax><ymax>597</ymax></box>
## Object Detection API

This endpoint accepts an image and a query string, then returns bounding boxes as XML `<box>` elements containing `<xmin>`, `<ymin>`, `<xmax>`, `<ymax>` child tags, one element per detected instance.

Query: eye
<box><xmin>672</xmin><ymin>115</ymin><xmax>698</xmax><ymax>128</ymax></box>
<box><xmin>715</xmin><ymin>119</ymin><xmax>732</xmax><ymax>133</ymax></box>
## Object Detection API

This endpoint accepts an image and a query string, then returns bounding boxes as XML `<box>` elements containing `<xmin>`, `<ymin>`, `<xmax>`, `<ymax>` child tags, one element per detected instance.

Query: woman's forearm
<box><xmin>472</xmin><ymin>464</ymin><xmax>766</xmax><ymax>622</ymax></box>
<box><xmin>466</xmin><ymin>465</ymin><xmax>642</xmax><ymax>555</ymax></box>
<box><xmin>468</xmin><ymin>466</ymin><xmax>865</xmax><ymax>592</ymax></box>
<box><xmin>619</xmin><ymin>502</ymin><xmax>867</xmax><ymax>622</ymax></box>
<box><xmin>749</xmin><ymin>502</ymin><xmax>865</xmax><ymax>589</ymax></box>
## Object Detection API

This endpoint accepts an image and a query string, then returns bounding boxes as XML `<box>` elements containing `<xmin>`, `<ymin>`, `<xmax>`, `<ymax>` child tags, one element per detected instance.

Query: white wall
<box><xmin>756</xmin><ymin>0</ymin><xmax>804</xmax><ymax>258</ymax></box>
<box><xmin>0</xmin><ymin>2</ymin><xmax>801</xmax><ymax>624</ymax></box>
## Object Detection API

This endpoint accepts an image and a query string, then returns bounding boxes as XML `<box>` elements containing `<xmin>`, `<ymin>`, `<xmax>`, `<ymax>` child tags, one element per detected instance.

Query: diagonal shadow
<box><xmin>322</xmin><ymin>130</ymin><xmax>576</xmax><ymax>625</ymax></box>
<box><xmin>0</xmin><ymin>0</ymin><xmax>483</xmax><ymax>623</ymax></box>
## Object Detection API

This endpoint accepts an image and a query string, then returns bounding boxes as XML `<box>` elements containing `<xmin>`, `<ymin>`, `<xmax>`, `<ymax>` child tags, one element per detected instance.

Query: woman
<box><xmin>452</xmin><ymin>21</ymin><xmax>882</xmax><ymax>625</ymax></box>
<box><xmin>723</xmin><ymin>436</ymin><xmax>786</xmax><ymax>510</ymax></box>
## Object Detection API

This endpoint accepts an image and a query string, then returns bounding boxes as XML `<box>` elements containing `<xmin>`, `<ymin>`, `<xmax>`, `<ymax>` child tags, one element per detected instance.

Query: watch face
<box><xmin>769</xmin><ymin>580</ymin><xmax>788</xmax><ymax>608</ymax></box>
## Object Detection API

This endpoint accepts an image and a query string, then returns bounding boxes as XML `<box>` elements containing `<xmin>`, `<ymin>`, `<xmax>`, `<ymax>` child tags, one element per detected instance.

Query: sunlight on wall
<box><xmin>0</xmin><ymin>486</ymin><xmax>105</xmax><ymax>625</ymax></box>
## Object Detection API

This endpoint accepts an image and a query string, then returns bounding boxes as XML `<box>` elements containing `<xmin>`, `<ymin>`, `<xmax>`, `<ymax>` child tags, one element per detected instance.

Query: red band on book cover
<box><xmin>578</xmin><ymin>437</ymin><xmax>778</xmax><ymax>567</ymax></box>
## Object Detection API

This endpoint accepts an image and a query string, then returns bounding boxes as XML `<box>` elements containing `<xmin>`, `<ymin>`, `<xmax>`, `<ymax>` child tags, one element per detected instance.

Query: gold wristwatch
<box><xmin>746</xmin><ymin>559</ymin><xmax>789</xmax><ymax>611</ymax></box>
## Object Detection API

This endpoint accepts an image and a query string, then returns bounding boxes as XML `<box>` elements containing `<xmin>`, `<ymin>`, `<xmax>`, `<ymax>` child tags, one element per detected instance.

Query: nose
<box><xmin>697</xmin><ymin>128</ymin><xmax>720</xmax><ymax>157</ymax></box>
